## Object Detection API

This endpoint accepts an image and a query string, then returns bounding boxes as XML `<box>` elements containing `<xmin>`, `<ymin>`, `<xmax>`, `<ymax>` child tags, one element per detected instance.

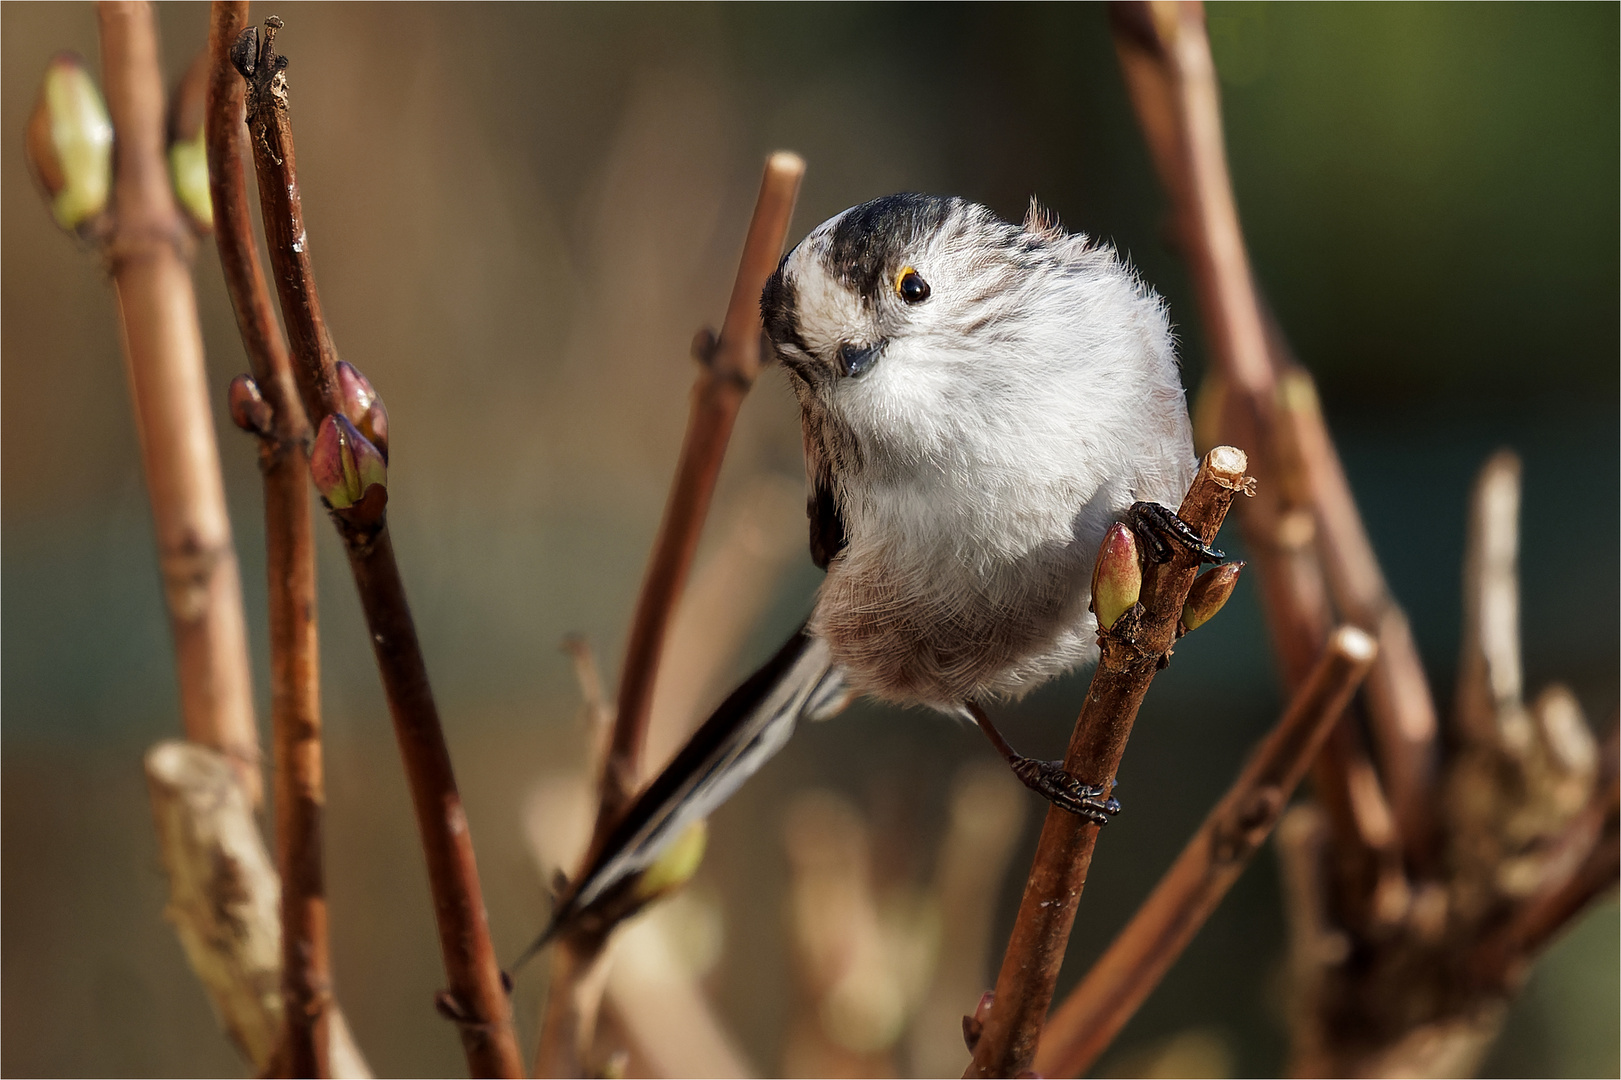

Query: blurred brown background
<box><xmin>3</xmin><ymin>3</ymin><xmax>1616</xmax><ymax>1077</ymax></box>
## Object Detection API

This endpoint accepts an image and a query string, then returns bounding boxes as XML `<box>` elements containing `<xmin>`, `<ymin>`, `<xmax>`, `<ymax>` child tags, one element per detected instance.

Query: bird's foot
<box><xmin>1009</xmin><ymin>757</ymin><xmax>1121</xmax><ymax>825</ymax></box>
<box><xmin>1128</xmin><ymin>500</ymin><xmax>1224</xmax><ymax>564</ymax></box>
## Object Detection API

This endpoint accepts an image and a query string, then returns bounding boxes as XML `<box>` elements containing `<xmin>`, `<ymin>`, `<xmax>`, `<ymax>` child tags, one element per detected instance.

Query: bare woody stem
<box><xmin>205</xmin><ymin>3</ymin><xmax>328</xmax><ymax>1074</ymax></box>
<box><xmin>96</xmin><ymin>0</ymin><xmax>262</xmax><ymax>803</ymax></box>
<box><xmin>145</xmin><ymin>741</ymin><xmax>374</xmax><ymax>1078</ymax></box>
<box><xmin>1034</xmin><ymin>626</ymin><xmax>1379</xmax><ymax>1078</ymax></box>
<box><xmin>231</xmin><ymin>18</ymin><xmax>521</xmax><ymax>1077</ymax></box>
<box><xmin>533</xmin><ymin>153</ymin><xmax>805</xmax><ymax>1080</ymax></box>
<box><xmin>967</xmin><ymin>446</ymin><xmax>1251</xmax><ymax>1078</ymax></box>
<box><xmin>594</xmin><ymin>152</ymin><xmax>805</xmax><ymax>827</ymax></box>
<box><xmin>1110</xmin><ymin>0</ymin><xmax>1431</xmax><ymax>883</ymax></box>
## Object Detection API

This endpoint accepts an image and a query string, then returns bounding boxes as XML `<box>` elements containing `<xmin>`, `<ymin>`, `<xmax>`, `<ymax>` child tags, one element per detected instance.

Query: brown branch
<box><xmin>967</xmin><ymin>446</ymin><xmax>1251</xmax><ymax>1078</ymax></box>
<box><xmin>533</xmin><ymin>933</ymin><xmax>613</xmax><ymax>1079</ymax></box>
<box><xmin>204</xmin><ymin>3</ymin><xmax>329</xmax><ymax>1074</ymax></box>
<box><xmin>1271</xmin><ymin>803</ymin><xmax>1349</xmax><ymax>1079</ymax></box>
<box><xmin>145</xmin><ymin>741</ymin><xmax>373</xmax><ymax>1078</ymax></box>
<box><xmin>595</xmin><ymin>151</ymin><xmax>805</xmax><ymax>825</ymax></box>
<box><xmin>1278</xmin><ymin>451</ymin><xmax>1610</xmax><ymax>1078</ymax></box>
<box><xmin>1277</xmin><ymin>353</ymin><xmax>1439</xmax><ymax>869</ymax></box>
<box><xmin>95</xmin><ymin>0</ymin><xmax>261</xmax><ymax>802</ymax></box>
<box><xmin>146</xmin><ymin>740</ymin><xmax>279</xmax><ymax>1065</ymax></box>
<box><xmin>534</xmin><ymin>153</ymin><xmax>804</xmax><ymax>1078</ymax></box>
<box><xmin>230</xmin><ymin>18</ymin><xmax>521</xmax><ymax>1077</ymax></box>
<box><xmin>1186</xmin><ymin>0</ymin><xmax>1437</xmax><ymax>862</ymax></box>
<box><xmin>1110</xmin><ymin>0</ymin><xmax>1429</xmax><ymax>885</ymax></box>
<box><xmin>1034</xmin><ymin>626</ymin><xmax>1378</xmax><ymax>1078</ymax></box>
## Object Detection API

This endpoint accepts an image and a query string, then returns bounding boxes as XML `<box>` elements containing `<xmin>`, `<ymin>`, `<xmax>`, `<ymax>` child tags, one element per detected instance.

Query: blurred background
<box><xmin>3</xmin><ymin>3</ymin><xmax>1616</xmax><ymax>1076</ymax></box>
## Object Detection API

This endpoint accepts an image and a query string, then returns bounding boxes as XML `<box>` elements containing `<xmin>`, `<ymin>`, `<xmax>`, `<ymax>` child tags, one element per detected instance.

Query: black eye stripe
<box><xmin>760</xmin><ymin>266</ymin><xmax>813</xmax><ymax>359</ymax></box>
<box><xmin>825</xmin><ymin>193</ymin><xmax>956</xmax><ymax>301</ymax></box>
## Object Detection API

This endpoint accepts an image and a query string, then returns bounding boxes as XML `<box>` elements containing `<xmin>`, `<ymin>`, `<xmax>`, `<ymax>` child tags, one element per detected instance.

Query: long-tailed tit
<box><xmin>520</xmin><ymin>193</ymin><xmax>1217</xmax><ymax>959</ymax></box>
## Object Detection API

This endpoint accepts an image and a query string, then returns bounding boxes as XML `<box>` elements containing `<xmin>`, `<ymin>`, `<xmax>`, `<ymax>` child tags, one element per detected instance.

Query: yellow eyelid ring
<box><xmin>895</xmin><ymin>266</ymin><xmax>931</xmax><ymax>304</ymax></box>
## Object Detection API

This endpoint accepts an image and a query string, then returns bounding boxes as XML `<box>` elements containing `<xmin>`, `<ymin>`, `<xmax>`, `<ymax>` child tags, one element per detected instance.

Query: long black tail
<box><xmin>511</xmin><ymin>625</ymin><xmax>843</xmax><ymax>971</ymax></box>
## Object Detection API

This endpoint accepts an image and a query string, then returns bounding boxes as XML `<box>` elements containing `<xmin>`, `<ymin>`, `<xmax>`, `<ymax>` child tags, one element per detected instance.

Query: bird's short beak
<box><xmin>836</xmin><ymin>341</ymin><xmax>883</xmax><ymax>379</ymax></box>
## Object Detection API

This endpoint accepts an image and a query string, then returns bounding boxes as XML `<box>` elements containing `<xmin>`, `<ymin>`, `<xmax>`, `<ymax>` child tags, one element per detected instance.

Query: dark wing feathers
<box><xmin>805</xmin><ymin>428</ymin><xmax>846</xmax><ymax>570</ymax></box>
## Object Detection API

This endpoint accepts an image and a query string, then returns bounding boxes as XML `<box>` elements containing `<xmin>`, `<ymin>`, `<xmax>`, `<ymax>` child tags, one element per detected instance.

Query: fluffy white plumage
<box><xmin>770</xmin><ymin>195</ymin><xmax>1196</xmax><ymax>707</ymax></box>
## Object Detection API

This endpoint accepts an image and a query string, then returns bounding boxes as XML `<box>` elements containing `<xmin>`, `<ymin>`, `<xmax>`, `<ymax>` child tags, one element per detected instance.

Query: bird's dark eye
<box><xmin>895</xmin><ymin>267</ymin><xmax>930</xmax><ymax>304</ymax></box>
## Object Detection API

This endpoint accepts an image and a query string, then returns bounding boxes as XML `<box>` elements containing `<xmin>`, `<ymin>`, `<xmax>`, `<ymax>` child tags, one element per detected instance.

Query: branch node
<box><xmin>690</xmin><ymin>326</ymin><xmax>719</xmax><ymax>366</ymax></box>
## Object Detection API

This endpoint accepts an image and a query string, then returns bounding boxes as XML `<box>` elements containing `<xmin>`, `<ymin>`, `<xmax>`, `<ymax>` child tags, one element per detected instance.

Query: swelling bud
<box><xmin>335</xmin><ymin>361</ymin><xmax>389</xmax><ymax>460</ymax></box>
<box><xmin>227</xmin><ymin>374</ymin><xmax>272</xmax><ymax>437</ymax></box>
<box><xmin>633</xmin><ymin>820</ymin><xmax>707</xmax><ymax>903</ymax></box>
<box><xmin>26</xmin><ymin>53</ymin><xmax>112</xmax><ymax>234</ymax></box>
<box><xmin>310</xmin><ymin>414</ymin><xmax>386</xmax><ymax>510</ymax></box>
<box><xmin>166</xmin><ymin>54</ymin><xmax>212</xmax><ymax>233</ymax></box>
<box><xmin>1180</xmin><ymin>561</ymin><xmax>1244</xmax><ymax>633</ymax></box>
<box><xmin>1091</xmin><ymin>522</ymin><xmax>1142</xmax><ymax>631</ymax></box>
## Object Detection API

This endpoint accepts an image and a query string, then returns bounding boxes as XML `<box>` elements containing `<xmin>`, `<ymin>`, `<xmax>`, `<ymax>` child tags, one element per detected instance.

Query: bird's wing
<box><xmin>804</xmin><ymin>420</ymin><xmax>847</xmax><ymax>570</ymax></box>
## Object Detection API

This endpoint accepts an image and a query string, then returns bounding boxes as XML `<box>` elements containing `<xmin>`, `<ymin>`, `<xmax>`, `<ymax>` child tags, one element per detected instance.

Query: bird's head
<box><xmin>761</xmin><ymin>192</ymin><xmax>1177</xmax><ymax>477</ymax></box>
<box><xmin>760</xmin><ymin>193</ymin><xmax>960</xmax><ymax>383</ymax></box>
<box><xmin>759</xmin><ymin>194</ymin><xmax>1084</xmax><ymax>403</ymax></box>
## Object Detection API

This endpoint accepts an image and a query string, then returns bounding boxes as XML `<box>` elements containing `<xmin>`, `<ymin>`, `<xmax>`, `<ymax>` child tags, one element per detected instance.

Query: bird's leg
<box><xmin>1127</xmin><ymin>500</ymin><xmax>1225</xmax><ymax>564</ymax></box>
<box><xmin>962</xmin><ymin>701</ymin><xmax>1121</xmax><ymax>825</ymax></box>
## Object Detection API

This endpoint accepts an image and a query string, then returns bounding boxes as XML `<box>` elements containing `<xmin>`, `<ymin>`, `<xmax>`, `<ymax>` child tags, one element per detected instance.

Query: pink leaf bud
<box><xmin>310</xmin><ymin>414</ymin><xmax>386</xmax><ymax>510</ymax></box>
<box><xmin>335</xmin><ymin>361</ymin><xmax>388</xmax><ymax>460</ymax></box>
<box><xmin>26</xmin><ymin>53</ymin><xmax>112</xmax><ymax>234</ymax></box>
<box><xmin>227</xmin><ymin>374</ymin><xmax>272</xmax><ymax>436</ymax></box>
<box><xmin>1181</xmin><ymin>561</ymin><xmax>1244</xmax><ymax>634</ymax></box>
<box><xmin>962</xmin><ymin>990</ymin><xmax>995</xmax><ymax>1051</ymax></box>
<box><xmin>1091</xmin><ymin>522</ymin><xmax>1142</xmax><ymax>631</ymax></box>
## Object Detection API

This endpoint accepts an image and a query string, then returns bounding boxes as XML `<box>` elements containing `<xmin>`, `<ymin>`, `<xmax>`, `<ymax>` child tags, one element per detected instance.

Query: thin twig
<box><xmin>534</xmin><ymin>153</ymin><xmax>805</xmax><ymax>1078</ymax></box>
<box><xmin>1167</xmin><ymin>0</ymin><xmax>1436</xmax><ymax>863</ymax></box>
<box><xmin>532</xmin><ymin>643</ymin><xmax>614</xmax><ymax>1080</ymax></box>
<box><xmin>1110</xmin><ymin>0</ymin><xmax>1426</xmax><ymax>890</ymax></box>
<box><xmin>967</xmin><ymin>446</ymin><xmax>1251</xmax><ymax>1078</ymax></box>
<box><xmin>96</xmin><ymin>0</ymin><xmax>261</xmax><ymax>803</ymax></box>
<box><xmin>533</xmin><ymin>934</ymin><xmax>613</xmax><ymax>1079</ymax></box>
<box><xmin>595</xmin><ymin>151</ymin><xmax>805</xmax><ymax>825</ymax></box>
<box><xmin>1455</xmin><ymin>450</ymin><xmax>1524</xmax><ymax>745</ymax></box>
<box><xmin>1278</xmin><ymin>353</ymin><xmax>1440</xmax><ymax>868</ymax></box>
<box><xmin>1034</xmin><ymin>626</ymin><xmax>1378</xmax><ymax>1078</ymax></box>
<box><xmin>205</xmin><ymin>4</ymin><xmax>329</xmax><ymax>1074</ymax></box>
<box><xmin>231</xmin><ymin>18</ymin><xmax>521</xmax><ymax>1076</ymax></box>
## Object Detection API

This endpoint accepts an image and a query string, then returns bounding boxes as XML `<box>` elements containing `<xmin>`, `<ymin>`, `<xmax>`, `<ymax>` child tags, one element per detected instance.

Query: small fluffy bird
<box><xmin>524</xmin><ymin>193</ymin><xmax>1213</xmax><ymax>955</ymax></box>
